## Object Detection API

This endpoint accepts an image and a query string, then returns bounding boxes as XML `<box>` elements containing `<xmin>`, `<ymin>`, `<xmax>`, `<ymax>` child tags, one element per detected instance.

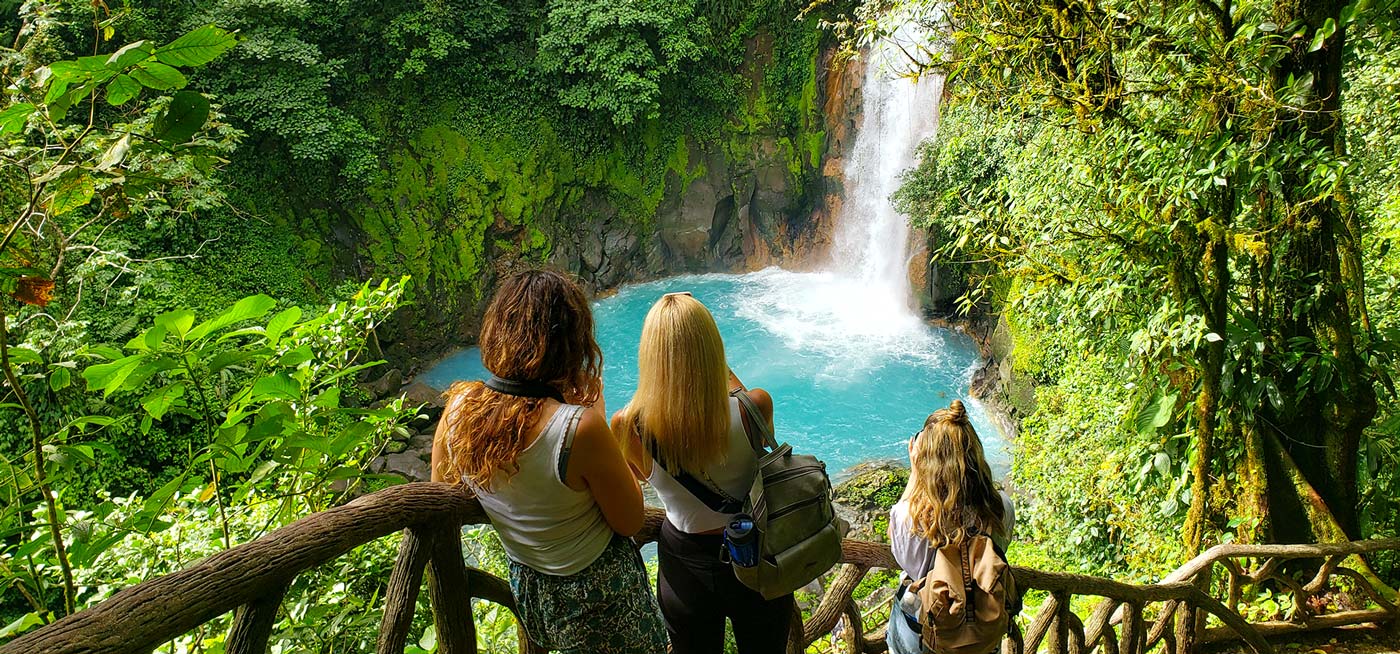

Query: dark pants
<box><xmin>657</xmin><ymin>520</ymin><xmax>794</xmax><ymax>654</ymax></box>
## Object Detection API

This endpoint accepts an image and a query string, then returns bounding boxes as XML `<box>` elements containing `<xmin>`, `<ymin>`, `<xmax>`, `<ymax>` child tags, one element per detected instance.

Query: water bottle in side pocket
<box><xmin>723</xmin><ymin>515</ymin><xmax>758</xmax><ymax>567</ymax></box>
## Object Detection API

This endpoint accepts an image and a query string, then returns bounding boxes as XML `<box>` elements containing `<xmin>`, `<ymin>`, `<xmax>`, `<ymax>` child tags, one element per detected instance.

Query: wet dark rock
<box><xmin>362</xmin><ymin>368</ymin><xmax>403</xmax><ymax>400</ymax></box>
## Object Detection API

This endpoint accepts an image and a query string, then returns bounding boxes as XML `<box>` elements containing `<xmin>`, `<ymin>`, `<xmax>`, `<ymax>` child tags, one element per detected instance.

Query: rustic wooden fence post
<box><xmin>378</xmin><ymin>528</ymin><xmax>433</xmax><ymax>654</ymax></box>
<box><xmin>226</xmin><ymin>582</ymin><xmax>289</xmax><ymax>654</ymax></box>
<box><xmin>1174</xmin><ymin>571</ymin><xmax>1207</xmax><ymax>654</ymax></box>
<box><xmin>426</xmin><ymin>521</ymin><xmax>476</xmax><ymax>654</ymax></box>
<box><xmin>1119</xmin><ymin>602</ymin><xmax>1143</xmax><ymax>654</ymax></box>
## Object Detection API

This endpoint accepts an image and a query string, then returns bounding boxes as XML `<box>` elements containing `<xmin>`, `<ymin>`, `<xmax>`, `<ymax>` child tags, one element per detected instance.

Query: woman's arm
<box><xmin>569</xmin><ymin>409</ymin><xmax>645</xmax><ymax>536</ymax></box>
<box><xmin>746</xmin><ymin>387</ymin><xmax>774</xmax><ymax>432</ymax></box>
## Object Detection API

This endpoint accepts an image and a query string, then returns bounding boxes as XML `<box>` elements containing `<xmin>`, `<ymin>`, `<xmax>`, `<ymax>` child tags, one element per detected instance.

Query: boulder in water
<box><xmin>832</xmin><ymin>460</ymin><xmax>909</xmax><ymax>541</ymax></box>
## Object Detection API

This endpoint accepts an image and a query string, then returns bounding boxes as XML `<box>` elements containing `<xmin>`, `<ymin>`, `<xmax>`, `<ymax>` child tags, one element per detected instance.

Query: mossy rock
<box><xmin>832</xmin><ymin>460</ymin><xmax>909</xmax><ymax>542</ymax></box>
<box><xmin>833</xmin><ymin>460</ymin><xmax>909</xmax><ymax>511</ymax></box>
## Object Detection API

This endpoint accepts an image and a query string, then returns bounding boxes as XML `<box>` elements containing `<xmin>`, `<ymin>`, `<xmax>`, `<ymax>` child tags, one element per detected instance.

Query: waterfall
<box><xmin>827</xmin><ymin>32</ymin><xmax>944</xmax><ymax>306</ymax></box>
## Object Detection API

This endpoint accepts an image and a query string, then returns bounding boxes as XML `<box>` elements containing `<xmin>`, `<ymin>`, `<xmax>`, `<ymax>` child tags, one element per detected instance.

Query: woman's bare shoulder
<box><xmin>746</xmin><ymin>387</ymin><xmax>773</xmax><ymax>421</ymax></box>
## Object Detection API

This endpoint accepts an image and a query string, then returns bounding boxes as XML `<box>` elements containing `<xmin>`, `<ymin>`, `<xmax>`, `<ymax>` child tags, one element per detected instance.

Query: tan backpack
<box><xmin>908</xmin><ymin>535</ymin><xmax>1016</xmax><ymax>654</ymax></box>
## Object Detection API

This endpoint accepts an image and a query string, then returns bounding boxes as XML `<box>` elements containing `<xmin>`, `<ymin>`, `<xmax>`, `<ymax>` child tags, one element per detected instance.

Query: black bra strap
<box><xmin>484</xmin><ymin>375</ymin><xmax>564</xmax><ymax>403</ymax></box>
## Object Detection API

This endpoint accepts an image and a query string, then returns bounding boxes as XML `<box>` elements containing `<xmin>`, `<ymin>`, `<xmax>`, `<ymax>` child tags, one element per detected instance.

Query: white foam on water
<box><xmin>731</xmin><ymin>268</ymin><xmax>946</xmax><ymax>377</ymax></box>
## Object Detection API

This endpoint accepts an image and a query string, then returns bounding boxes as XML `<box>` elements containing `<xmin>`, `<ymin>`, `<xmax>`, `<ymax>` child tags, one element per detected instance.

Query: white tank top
<box><xmin>648</xmin><ymin>396</ymin><xmax>758</xmax><ymax>533</ymax></box>
<box><xmin>468</xmin><ymin>404</ymin><xmax>615</xmax><ymax>576</ymax></box>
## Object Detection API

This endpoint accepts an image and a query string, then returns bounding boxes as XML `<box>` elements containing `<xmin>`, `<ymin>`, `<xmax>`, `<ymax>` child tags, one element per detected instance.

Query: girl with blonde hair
<box><xmin>613</xmin><ymin>292</ymin><xmax>792</xmax><ymax>654</ymax></box>
<box><xmin>886</xmin><ymin>399</ymin><xmax>1014</xmax><ymax>654</ymax></box>
<box><xmin>431</xmin><ymin>269</ymin><xmax>666</xmax><ymax>654</ymax></box>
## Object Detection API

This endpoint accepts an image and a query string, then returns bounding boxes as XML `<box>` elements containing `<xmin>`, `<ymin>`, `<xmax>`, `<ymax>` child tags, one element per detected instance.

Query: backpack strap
<box><xmin>730</xmin><ymin>389</ymin><xmax>778</xmax><ymax>452</ymax></box>
<box><xmin>644</xmin><ymin>423</ymin><xmax>745</xmax><ymax>515</ymax></box>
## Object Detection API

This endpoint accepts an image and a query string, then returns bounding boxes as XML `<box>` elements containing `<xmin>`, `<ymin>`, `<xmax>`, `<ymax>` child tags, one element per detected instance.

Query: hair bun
<box><xmin>948</xmin><ymin>399</ymin><xmax>967</xmax><ymax>422</ymax></box>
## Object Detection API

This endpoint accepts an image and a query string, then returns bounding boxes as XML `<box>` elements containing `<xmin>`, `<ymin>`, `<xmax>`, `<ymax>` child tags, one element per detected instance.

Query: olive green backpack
<box><xmin>724</xmin><ymin>391</ymin><xmax>847</xmax><ymax>599</ymax></box>
<box><xmin>652</xmin><ymin>390</ymin><xmax>846</xmax><ymax>599</ymax></box>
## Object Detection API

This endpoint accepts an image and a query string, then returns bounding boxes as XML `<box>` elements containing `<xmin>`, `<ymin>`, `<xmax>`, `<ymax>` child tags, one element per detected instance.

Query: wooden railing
<box><xmin>2</xmin><ymin>483</ymin><xmax>1396</xmax><ymax>654</ymax></box>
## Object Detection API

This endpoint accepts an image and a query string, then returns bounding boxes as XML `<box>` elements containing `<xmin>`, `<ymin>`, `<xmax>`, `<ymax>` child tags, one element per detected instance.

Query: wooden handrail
<box><xmin>3</xmin><ymin>483</ymin><xmax>1397</xmax><ymax>654</ymax></box>
<box><xmin>1</xmin><ymin>483</ymin><xmax>484</xmax><ymax>654</ymax></box>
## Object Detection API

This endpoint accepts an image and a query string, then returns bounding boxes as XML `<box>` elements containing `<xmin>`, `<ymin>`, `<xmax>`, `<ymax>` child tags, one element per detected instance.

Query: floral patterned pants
<box><xmin>509</xmin><ymin>534</ymin><xmax>669</xmax><ymax>654</ymax></box>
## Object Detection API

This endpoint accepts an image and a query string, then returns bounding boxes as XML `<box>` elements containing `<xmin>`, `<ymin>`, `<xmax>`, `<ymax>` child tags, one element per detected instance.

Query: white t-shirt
<box><xmin>889</xmin><ymin>491</ymin><xmax>1016</xmax><ymax>579</ymax></box>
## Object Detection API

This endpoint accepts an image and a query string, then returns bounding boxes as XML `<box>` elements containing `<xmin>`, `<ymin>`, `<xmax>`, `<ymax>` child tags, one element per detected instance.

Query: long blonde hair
<box><xmin>437</xmin><ymin>270</ymin><xmax>603</xmax><ymax>489</ymax></box>
<box><xmin>615</xmin><ymin>294</ymin><xmax>730</xmax><ymax>474</ymax></box>
<box><xmin>904</xmin><ymin>400</ymin><xmax>1004</xmax><ymax>545</ymax></box>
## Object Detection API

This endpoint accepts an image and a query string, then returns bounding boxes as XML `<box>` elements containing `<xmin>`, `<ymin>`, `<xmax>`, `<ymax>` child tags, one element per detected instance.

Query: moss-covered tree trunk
<box><xmin>1262</xmin><ymin>0</ymin><xmax>1377</xmax><ymax>543</ymax></box>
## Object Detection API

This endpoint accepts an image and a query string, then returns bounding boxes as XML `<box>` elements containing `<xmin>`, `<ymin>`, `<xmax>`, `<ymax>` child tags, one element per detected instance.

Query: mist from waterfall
<box><xmin>828</xmin><ymin>28</ymin><xmax>944</xmax><ymax>308</ymax></box>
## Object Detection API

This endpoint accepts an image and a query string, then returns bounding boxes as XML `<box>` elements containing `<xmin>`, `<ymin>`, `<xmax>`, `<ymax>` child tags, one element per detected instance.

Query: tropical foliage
<box><xmin>871</xmin><ymin>0</ymin><xmax>1400</xmax><ymax>579</ymax></box>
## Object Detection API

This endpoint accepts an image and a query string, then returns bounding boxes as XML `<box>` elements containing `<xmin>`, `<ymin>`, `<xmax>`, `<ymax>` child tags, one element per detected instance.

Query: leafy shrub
<box><xmin>536</xmin><ymin>0</ymin><xmax>710</xmax><ymax>125</ymax></box>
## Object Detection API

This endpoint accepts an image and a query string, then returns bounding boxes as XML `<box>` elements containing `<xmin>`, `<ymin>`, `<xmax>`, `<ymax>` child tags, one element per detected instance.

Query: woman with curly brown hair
<box><xmin>431</xmin><ymin>269</ymin><xmax>667</xmax><ymax>654</ymax></box>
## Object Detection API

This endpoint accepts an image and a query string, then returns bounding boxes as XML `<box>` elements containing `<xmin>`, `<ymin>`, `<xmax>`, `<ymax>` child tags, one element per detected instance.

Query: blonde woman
<box><xmin>886</xmin><ymin>400</ymin><xmax>1015</xmax><ymax>654</ymax></box>
<box><xmin>613</xmin><ymin>292</ymin><xmax>792</xmax><ymax>654</ymax></box>
<box><xmin>431</xmin><ymin>269</ymin><xmax>667</xmax><ymax>654</ymax></box>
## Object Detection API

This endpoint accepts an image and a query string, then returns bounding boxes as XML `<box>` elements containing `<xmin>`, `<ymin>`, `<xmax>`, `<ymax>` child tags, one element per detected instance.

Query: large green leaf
<box><xmin>82</xmin><ymin>355</ymin><xmax>145</xmax><ymax>396</ymax></box>
<box><xmin>141</xmin><ymin>383</ymin><xmax>186</xmax><ymax>420</ymax></box>
<box><xmin>251</xmin><ymin>373</ymin><xmax>302</xmax><ymax>402</ymax></box>
<box><xmin>153</xmin><ymin>91</ymin><xmax>210</xmax><ymax>144</ymax></box>
<box><xmin>264</xmin><ymin>306</ymin><xmax>303</xmax><ymax>344</ymax></box>
<box><xmin>130</xmin><ymin>61</ymin><xmax>187</xmax><ymax>90</ymax></box>
<box><xmin>154</xmin><ymin>25</ymin><xmax>238</xmax><ymax>67</ymax></box>
<box><xmin>106</xmin><ymin>41</ymin><xmax>153</xmax><ymax>70</ymax></box>
<box><xmin>0</xmin><ymin>612</ymin><xmax>45</xmax><ymax>639</ymax></box>
<box><xmin>187</xmin><ymin>294</ymin><xmax>276</xmax><ymax>341</ymax></box>
<box><xmin>0</xmin><ymin>103</ymin><xmax>35</xmax><ymax>135</ymax></box>
<box><xmin>1132</xmin><ymin>391</ymin><xmax>1178</xmax><ymax>435</ymax></box>
<box><xmin>49</xmin><ymin>173</ymin><xmax>95</xmax><ymax>216</ymax></box>
<box><xmin>48</xmin><ymin>366</ymin><xmax>71</xmax><ymax>392</ymax></box>
<box><xmin>105</xmin><ymin>73</ymin><xmax>141</xmax><ymax>106</ymax></box>
<box><xmin>154</xmin><ymin>309</ymin><xmax>196</xmax><ymax>339</ymax></box>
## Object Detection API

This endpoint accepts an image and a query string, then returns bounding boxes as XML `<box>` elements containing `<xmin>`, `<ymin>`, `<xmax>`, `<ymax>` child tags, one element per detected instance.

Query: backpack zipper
<box><xmin>767</xmin><ymin>494</ymin><xmax>827</xmax><ymax>520</ymax></box>
<box><xmin>762</xmin><ymin>464</ymin><xmax>826</xmax><ymax>485</ymax></box>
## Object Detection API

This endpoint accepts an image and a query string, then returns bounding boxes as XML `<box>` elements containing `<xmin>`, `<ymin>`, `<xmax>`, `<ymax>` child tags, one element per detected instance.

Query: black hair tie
<box><xmin>484</xmin><ymin>375</ymin><xmax>565</xmax><ymax>403</ymax></box>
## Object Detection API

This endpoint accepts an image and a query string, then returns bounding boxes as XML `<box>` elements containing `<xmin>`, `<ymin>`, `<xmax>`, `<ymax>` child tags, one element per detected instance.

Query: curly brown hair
<box><xmin>437</xmin><ymin>269</ymin><xmax>603</xmax><ymax>489</ymax></box>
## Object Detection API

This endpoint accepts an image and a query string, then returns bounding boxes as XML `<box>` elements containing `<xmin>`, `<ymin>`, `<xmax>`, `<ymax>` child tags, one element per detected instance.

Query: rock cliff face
<box><xmin>346</xmin><ymin>33</ymin><xmax>868</xmax><ymax>369</ymax></box>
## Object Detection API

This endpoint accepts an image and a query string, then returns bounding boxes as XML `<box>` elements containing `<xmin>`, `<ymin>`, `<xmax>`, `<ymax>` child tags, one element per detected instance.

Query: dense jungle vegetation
<box><xmin>0</xmin><ymin>0</ymin><xmax>1397</xmax><ymax>649</ymax></box>
<box><xmin>0</xmin><ymin>0</ymin><xmax>831</xmax><ymax>647</ymax></box>
<box><xmin>872</xmin><ymin>0</ymin><xmax>1400</xmax><ymax>583</ymax></box>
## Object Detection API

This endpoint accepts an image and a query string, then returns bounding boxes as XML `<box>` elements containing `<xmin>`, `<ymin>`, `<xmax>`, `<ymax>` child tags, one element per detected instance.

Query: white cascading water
<box><xmin>828</xmin><ymin>30</ymin><xmax>945</xmax><ymax>305</ymax></box>
<box><xmin>722</xmin><ymin>30</ymin><xmax>948</xmax><ymax>382</ymax></box>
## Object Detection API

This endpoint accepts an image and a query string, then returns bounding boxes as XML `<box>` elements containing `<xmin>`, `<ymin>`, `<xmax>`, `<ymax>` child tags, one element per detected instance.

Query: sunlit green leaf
<box><xmin>141</xmin><ymin>383</ymin><xmax>186</xmax><ymax>420</ymax></box>
<box><xmin>251</xmin><ymin>373</ymin><xmax>301</xmax><ymax>402</ymax></box>
<box><xmin>130</xmin><ymin>61</ymin><xmax>187</xmax><ymax>90</ymax></box>
<box><xmin>105</xmin><ymin>73</ymin><xmax>141</xmax><ymax>106</ymax></box>
<box><xmin>48</xmin><ymin>366</ymin><xmax>71</xmax><ymax>392</ymax></box>
<box><xmin>155</xmin><ymin>310</ymin><xmax>196</xmax><ymax>339</ymax></box>
<box><xmin>154</xmin><ymin>25</ymin><xmax>238</xmax><ymax>67</ymax></box>
<box><xmin>0</xmin><ymin>103</ymin><xmax>36</xmax><ymax>135</ymax></box>
<box><xmin>265</xmin><ymin>307</ymin><xmax>303</xmax><ymax>344</ymax></box>
<box><xmin>49</xmin><ymin>173</ymin><xmax>95</xmax><ymax>216</ymax></box>
<box><xmin>188</xmin><ymin>294</ymin><xmax>276</xmax><ymax>341</ymax></box>
<box><xmin>106</xmin><ymin>41</ymin><xmax>153</xmax><ymax>70</ymax></box>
